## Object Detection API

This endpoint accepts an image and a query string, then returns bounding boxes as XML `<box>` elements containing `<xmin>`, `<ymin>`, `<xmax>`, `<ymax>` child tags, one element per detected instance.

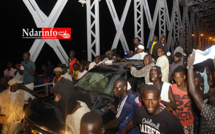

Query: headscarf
<box><xmin>8</xmin><ymin>78</ymin><xmax>23</xmax><ymax>104</ymax></box>
<box><xmin>8</xmin><ymin>78</ymin><xmax>23</xmax><ymax>86</ymax></box>
<box><xmin>138</xmin><ymin>45</ymin><xmax>144</xmax><ymax>50</ymax></box>
<box><xmin>53</xmin><ymin>78</ymin><xmax>77</xmax><ymax>118</ymax></box>
<box><xmin>54</xmin><ymin>67</ymin><xmax>62</xmax><ymax>72</ymax></box>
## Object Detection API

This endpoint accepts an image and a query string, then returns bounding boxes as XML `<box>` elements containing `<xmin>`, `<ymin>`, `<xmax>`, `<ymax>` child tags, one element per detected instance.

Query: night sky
<box><xmin>0</xmin><ymin>0</ymin><xmax>173</xmax><ymax>75</ymax></box>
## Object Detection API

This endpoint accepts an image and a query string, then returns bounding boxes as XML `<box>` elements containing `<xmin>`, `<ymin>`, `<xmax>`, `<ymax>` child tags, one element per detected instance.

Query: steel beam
<box><xmin>182</xmin><ymin>0</ymin><xmax>210</xmax><ymax>7</ymax></box>
<box><xmin>106</xmin><ymin>0</ymin><xmax>129</xmax><ymax>52</ymax></box>
<box><xmin>86</xmin><ymin>0</ymin><xmax>100</xmax><ymax>61</ymax></box>
<box><xmin>134</xmin><ymin>0</ymin><xmax>144</xmax><ymax>45</ymax></box>
<box><xmin>110</xmin><ymin>0</ymin><xmax>131</xmax><ymax>50</ymax></box>
<box><xmin>23</xmin><ymin>0</ymin><xmax>69</xmax><ymax>65</ymax></box>
<box><xmin>159</xmin><ymin>0</ymin><xmax>166</xmax><ymax>38</ymax></box>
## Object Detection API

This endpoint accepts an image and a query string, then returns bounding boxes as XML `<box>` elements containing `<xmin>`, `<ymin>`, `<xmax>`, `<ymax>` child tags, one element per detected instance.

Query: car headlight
<box><xmin>31</xmin><ymin>129</ymin><xmax>42</xmax><ymax>134</ymax></box>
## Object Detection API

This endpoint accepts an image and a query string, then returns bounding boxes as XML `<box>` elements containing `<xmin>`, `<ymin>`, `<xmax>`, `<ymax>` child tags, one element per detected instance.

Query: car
<box><xmin>20</xmin><ymin>60</ymin><xmax>145</xmax><ymax>134</ymax></box>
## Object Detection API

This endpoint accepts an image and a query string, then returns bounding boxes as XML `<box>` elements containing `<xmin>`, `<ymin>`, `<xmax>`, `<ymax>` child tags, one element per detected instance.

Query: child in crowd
<box><xmin>80</xmin><ymin>111</ymin><xmax>105</xmax><ymax>134</ymax></box>
<box><xmin>77</xmin><ymin>63</ymin><xmax>88</xmax><ymax>80</ymax></box>
<box><xmin>72</xmin><ymin>63</ymin><xmax>80</xmax><ymax>83</ymax></box>
<box><xmin>172</xmin><ymin>66</ymin><xmax>194</xmax><ymax>134</ymax></box>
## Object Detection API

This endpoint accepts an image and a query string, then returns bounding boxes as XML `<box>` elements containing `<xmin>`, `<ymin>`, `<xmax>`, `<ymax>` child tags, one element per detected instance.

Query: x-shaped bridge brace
<box><xmin>23</xmin><ymin>0</ymin><xmax>69</xmax><ymax>65</ymax></box>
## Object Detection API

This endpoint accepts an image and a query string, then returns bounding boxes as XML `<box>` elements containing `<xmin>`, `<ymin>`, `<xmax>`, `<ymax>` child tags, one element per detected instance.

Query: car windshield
<box><xmin>75</xmin><ymin>71</ymin><xmax>122</xmax><ymax>96</ymax></box>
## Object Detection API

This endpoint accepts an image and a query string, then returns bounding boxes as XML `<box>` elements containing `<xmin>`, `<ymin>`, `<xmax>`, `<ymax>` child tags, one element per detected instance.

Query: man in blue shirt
<box><xmin>104</xmin><ymin>77</ymin><xmax>139</xmax><ymax>134</ymax></box>
<box><xmin>16</xmin><ymin>51</ymin><xmax>36</xmax><ymax>101</ymax></box>
<box><xmin>148</xmin><ymin>35</ymin><xmax>158</xmax><ymax>55</ymax></box>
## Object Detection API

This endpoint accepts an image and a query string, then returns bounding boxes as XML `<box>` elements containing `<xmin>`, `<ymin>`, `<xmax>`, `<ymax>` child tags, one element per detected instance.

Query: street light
<box><xmin>192</xmin><ymin>34</ymin><xmax>195</xmax><ymax>37</ymax></box>
<box><xmin>200</xmin><ymin>34</ymin><xmax>204</xmax><ymax>36</ymax></box>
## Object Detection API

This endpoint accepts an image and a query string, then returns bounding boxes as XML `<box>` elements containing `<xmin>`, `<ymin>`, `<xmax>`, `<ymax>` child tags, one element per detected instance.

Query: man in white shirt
<box><xmin>102</xmin><ymin>51</ymin><xmax>114</xmax><ymax>65</ymax></box>
<box><xmin>156</xmin><ymin>47</ymin><xmax>169</xmax><ymax>82</ymax></box>
<box><xmin>126</xmin><ymin>45</ymin><xmax>147</xmax><ymax>60</ymax></box>
<box><xmin>88</xmin><ymin>56</ymin><xmax>104</xmax><ymax>70</ymax></box>
<box><xmin>0</xmin><ymin>78</ymin><xmax>43</xmax><ymax>134</ymax></box>
<box><xmin>61</xmin><ymin>64</ymin><xmax>73</xmax><ymax>82</ymax></box>
<box><xmin>4</xmin><ymin>62</ymin><xmax>17</xmax><ymax>79</ymax></box>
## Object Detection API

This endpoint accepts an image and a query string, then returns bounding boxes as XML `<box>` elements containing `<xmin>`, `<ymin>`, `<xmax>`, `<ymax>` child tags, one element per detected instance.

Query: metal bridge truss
<box><xmin>86</xmin><ymin>0</ymin><xmax>100</xmax><ymax>61</ymax></box>
<box><xmin>23</xmin><ymin>0</ymin><xmax>69</xmax><ymax>65</ymax></box>
<box><xmin>24</xmin><ymin>0</ymin><xmax>215</xmax><ymax>62</ymax></box>
<box><xmin>134</xmin><ymin>0</ymin><xmax>144</xmax><ymax>44</ymax></box>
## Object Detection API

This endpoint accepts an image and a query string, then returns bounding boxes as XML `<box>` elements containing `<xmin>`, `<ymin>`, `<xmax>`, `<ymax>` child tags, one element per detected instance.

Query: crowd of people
<box><xmin>0</xmin><ymin>35</ymin><xmax>215</xmax><ymax>134</ymax></box>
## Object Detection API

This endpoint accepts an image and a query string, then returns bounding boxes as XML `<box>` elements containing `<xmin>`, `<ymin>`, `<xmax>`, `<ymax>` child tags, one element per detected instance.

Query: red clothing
<box><xmin>172</xmin><ymin>84</ymin><xmax>194</xmax><ymax>126</ymax></box>
<box><xmin>53</xmin><ymin>76</ymin><xmax>62</xmax><ymax>84</ymax></box>
<box><xmin>69</xmin><ymin>58</ymin><xmax>79</xmax><ymax>72</ymax></box>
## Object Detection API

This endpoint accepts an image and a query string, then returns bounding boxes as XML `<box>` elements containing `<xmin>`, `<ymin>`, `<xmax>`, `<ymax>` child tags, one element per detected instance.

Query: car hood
<box><xmin>24</xmin><ymin>94</ymin><xmax>67</xmax><ymax>133</ymax></box>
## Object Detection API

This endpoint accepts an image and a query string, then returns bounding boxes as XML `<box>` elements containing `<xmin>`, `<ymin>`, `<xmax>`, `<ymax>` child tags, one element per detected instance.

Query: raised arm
<box><xmin>187</xmin><ymin>50</ymin><xmax>204</xmax><ymax>111</ymax></box>
<box><xmin>130</xmin><ymin>66</ymin><xmax>146</xmax><ymax>78</ymax></box>
<box><xmin>18</xmin><ymin>84</ymin><xmax>45</xmax><ymax>98</ymax></box>
<box><xmin>15</xmin><ymin>64</ymin><xmax>23</xmax><ymax>75</ymax></box>
<box><xmin>161</xmin><ymin>86</ymin><xmax>176</xmax><ymax>110</ymax></box>
<box><xmin>21</xmin><ymin>64</ymin><xmax>35</xmax><ymax>76</ymax></box>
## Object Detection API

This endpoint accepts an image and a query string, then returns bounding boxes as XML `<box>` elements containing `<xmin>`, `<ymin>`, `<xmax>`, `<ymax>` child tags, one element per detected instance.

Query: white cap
<box><xmin>127</xmin><ymin>81</ymin><xmax>131</xmax><ymax>90</ymax></box>
<box><xmin>138</xmin><ymin>45</ymin><xmax>144</xmax><ymax>50</ymax></box>
<box><xmin>148</xmin><ymin>82</ymin><xmax>153</xmax><ymax>85</ymax></box>
<box><xmin>8</xmin><ymin>78</ymin><xmax>23</xmax><ymax>86</ymax></box>
<box><xmin>167</xmin><ymin>52</ymin><xmax>171</xmax><ymax>56</ymax></box>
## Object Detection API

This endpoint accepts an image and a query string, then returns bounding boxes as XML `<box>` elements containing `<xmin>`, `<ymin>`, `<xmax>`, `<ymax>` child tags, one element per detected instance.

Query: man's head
<box><xmin>47</xmin><ymin>60</ymin><xmax>52</xmax><ymax>66</ymax></box>
<box><xmin>137</xmin><ymin>45</ymin><xmax>144</xmax><ymax>53</ymax></box>
<box><xmin>57</xmin><ymin>62</ymin><xmax>62</xmax><ymax>67</ymax></box>
<box><xmin>174</xmin><ymin>41</ymin><xmax>180</xmax><ymax>49</ymax></box>
<box><xmin>157</xmin><ymin>48</ymin><xmax>164</xmax><ymax>57</ymax></box>
<box><xmin>173</xmin><ymin>66</ymin><xmax>186</xmax><ymax>87</ymax></box>
<box><xmin>105</xmin><ymin>51</ymin><xmax>113</xmax><ymax>60</ymax></box>
<box><xmin>80</xmin><ymin>111</ymin><xmax>105</xmax><ymax>134</ymax></box>
<box><xmin>141</xmin><ymin>84</ymin><xmax>161</xmax><ymax>115</ymax></box>
<box><xmin>113</xmin><ymin>77</ymin><xmax>127</xmax><ymax>98</ymax></box>
<box><xmin>160</xmin><ymin>36</ymin><xmax>166</xmax><ymax>44</ymax></box>
<box><xmin>194</xmin><ymin>73</ymin><xmax>204</xmax><ymax>96</ymax></box>
<box><xmin>53</xmin><ymin>78</ymin><xmax>77</xmax><ymax>115</ymax></box>
<box><xmin>94</xmin><ymin>56</ymin><xmax>101</xmax><ymax>64</ymax></box>
<box><xmin>150</xmin><ymin>66</ymin><xmax>162</xmax><ymax>83</ymax></box>
<box><xmin>204</xmin><ymin>66</ymin><xmax>211</xmax><ymax>76</ymax></box>
<box><xmin>42</xmin><ymin>72</ymin><xmax>47</xmax><ymax>78</ymax></box>
<box><xmin>73</xmin><ymin>63</ymin><xmax>80</xmax><ymax>71</ymax></box>
<box><xmin>54</xmin><ymin>67</ymin><xmax>62</xmax><ymax>77</ymax></box>
<box><xmin>0</xmin><ymin>76</ymin><xmax>9</xmax><ymax>88</ymax></box>
<box><xmin>143</xmin><ymin>55</ymin><xmax>152</xmax><ymax>66</ymax></box>
<box><xmin>112</xmin><ymin>49</ymin><xmax>117</xmax><ymax>55</ymax></box>
<box><xmin>23</xmin><ymin>51</ymin><xmax>31</xmax><ymax>61</ymax></box>
<box><xmin>194</xmin><ymin>73</ymin><xmax>203</xmax><ymax>87</ymax></box>
<box><xmin>79</xmin><ymin>63</ymin><xmax>85</xmax><ymax>72</ymax></box>
<box><xmin>183</xmin><ymin>52</ymin><xmax>187</xmax><ymax>67</ymax></box>
<box><xmin>69</xmin><ymin>50</ymin><xmax>75</xmax><ymax>58</ymax></box>
<box><xmin>153</xmin><ymin>35</ymin><xmax>158</xmax><ymax>42</ymax></box>
<box><xmin>6</xmin><ymin>62</ymin><xmax>13</xmax><ymax>69</ymax></box>
<box><xmin>174</xmin><ymin>52</ymin><xmax>182</xmax><ymax>63</ymax></box>
<box><xmin>133</xmin><ymin>38</ymin><xmax>140</xmax><ymax>46</ymax></box>
<box><xmin>8</xmin><ymin>78</ymin><xmax>23</xmax><ymax>93</ymax></box>
<box><xmin>41</xmin><ymin>64</ymin><xmax>48</xmax><ymax>72</ymax></box>
<box><xmin>61</xmin><ymin>64</ymin><xmax>67</xmax><ymax>75</ymax></box>
<box><xmin>116</xmin><ymin>54</ymin><xmax>122</xmax><ymax>62</ymax></box>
